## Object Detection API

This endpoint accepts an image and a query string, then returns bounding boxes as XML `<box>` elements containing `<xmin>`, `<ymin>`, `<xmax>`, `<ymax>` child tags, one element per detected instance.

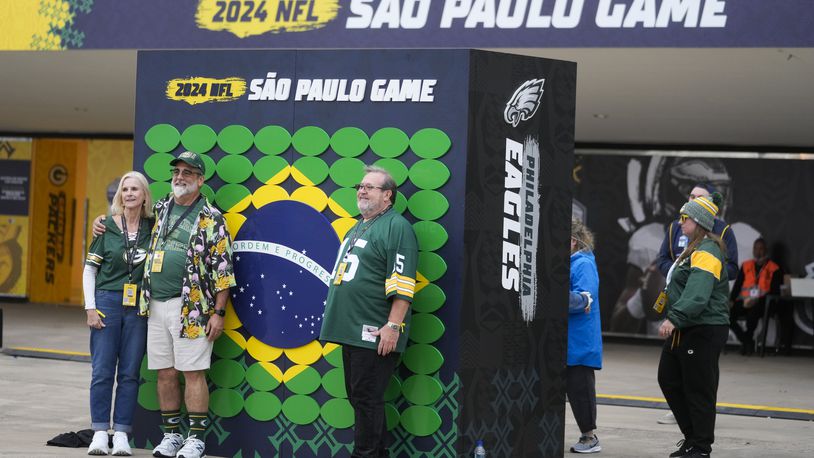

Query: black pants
<box><xmin>658</xmin><ymin>325</ymin><xmax>728</xmax><ymax>454</ymax></box>
<box><xmin>729</xmin><ymin>299</ymin><xmax>765</xmax><ymax>345</ymax></box>
<box><xmin>342</xmin><ymin>345</ymin><xmax>398</xmax><ymax>458</ymax></box>
<box><xmin>566</xmin><ymin>365</ymin><xmax>597</xmax><ymax>434</ymax></box>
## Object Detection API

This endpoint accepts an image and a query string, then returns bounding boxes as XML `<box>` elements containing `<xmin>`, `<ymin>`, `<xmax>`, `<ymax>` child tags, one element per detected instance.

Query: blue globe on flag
<box><xmin>232</xmin><ymin>200</ymin><xmax>340</xmax><ymax>348</ymax></box>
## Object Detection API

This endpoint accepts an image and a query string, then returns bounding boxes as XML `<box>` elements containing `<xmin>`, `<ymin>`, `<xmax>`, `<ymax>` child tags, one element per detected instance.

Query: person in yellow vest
<box><xmin>729</xmin><ymin>238</ymin><xmax>783</xmax><ymax>355</ymax></box>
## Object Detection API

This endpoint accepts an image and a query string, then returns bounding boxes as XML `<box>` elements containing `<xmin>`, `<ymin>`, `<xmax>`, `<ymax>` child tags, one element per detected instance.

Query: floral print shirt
<box><xmin>139</xmin><ymin>195</ymin><xmax>236</xmax><ymax>338</ymax></box>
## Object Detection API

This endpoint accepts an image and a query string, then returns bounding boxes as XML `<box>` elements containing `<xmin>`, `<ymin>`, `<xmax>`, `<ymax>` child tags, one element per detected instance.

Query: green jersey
<box><xmin>149</xmin><ymin>199</ymin><xmax>203</xmax><ymax>300</ymax></box>
<box><xmin>320</xmin><ymin>209</ymin><xmax>418</xmax><ymax>353</ymax></box>
<box><xmin>666</xmin><ymin>238</ymin><xmax>730</xmax><ymax>329</ymax></box>
<box><xmin>85</xmin><ymin>216</ymin><xmax>152</xmax><ymax>290</ymax></box>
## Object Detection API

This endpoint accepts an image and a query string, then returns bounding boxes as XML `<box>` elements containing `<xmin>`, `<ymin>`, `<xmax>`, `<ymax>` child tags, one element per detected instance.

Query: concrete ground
<box><xmin>1</xmin><ymin>302</ymin><xmax>812</xmax><ymax>457</ymax></box>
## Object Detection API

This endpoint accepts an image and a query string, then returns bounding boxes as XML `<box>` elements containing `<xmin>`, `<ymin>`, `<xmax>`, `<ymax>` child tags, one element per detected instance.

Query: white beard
<box><xmin>172</xmin><ymin>183</ymin><xmax>191</xmax><ymax>198</ymax></box>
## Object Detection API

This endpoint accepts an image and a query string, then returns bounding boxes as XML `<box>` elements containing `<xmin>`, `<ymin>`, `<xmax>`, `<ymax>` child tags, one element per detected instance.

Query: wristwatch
<box><xmin>213</xmin><ymin>308</ymin><xmax>226</xmax><ymax>317</ymax></box>
<box><xmin>386</xmin><ymin>321</ymin><xmax>400</xmax><ymax>332</ymax></box>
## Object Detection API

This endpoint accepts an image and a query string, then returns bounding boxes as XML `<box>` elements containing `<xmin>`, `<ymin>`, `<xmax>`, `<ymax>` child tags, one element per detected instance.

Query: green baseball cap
<box><xmin>170</xmin><ymin>151</ymin><xmax>205</xmax><ymax>175</ymax></box>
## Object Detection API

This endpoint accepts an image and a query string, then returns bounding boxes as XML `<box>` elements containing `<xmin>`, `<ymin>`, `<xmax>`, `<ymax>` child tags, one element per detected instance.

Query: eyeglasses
<box><xmin>171</xmin><ymin>168</ymin><xmax>202</xmax><ymax>178</ymax></box>
<box><xmin>354</xmin><ymin>183</ymin><xmax>385</xmax><ymax>191</ymax></box>
<box><xmin>679</xmin><ymin>214</ymin><xmax>690</xmax><ymax>223</ymax></box>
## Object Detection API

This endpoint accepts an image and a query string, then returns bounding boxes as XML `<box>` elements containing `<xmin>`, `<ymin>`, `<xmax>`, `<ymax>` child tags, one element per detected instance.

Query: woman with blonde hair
<box><xmin>567</xmin><ymin>219</ymin><xmax>603</xmax><ymax>454</ymax></box>
<box><xmin>657</xmin><ymin>193</ymin><xmax>729</xmax><ymax>458</ymax></box>
<box><xmin>83</xmin><ymin>171</ymin><xmax>154</xmax><ymax>455</ymax></box>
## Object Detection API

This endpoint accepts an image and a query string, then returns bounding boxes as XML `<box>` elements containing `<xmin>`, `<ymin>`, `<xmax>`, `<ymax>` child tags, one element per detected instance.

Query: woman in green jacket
<box><xmin>657</xmin><ymin>192</ymin><xmax>729</xmax><ymax>458</ymax></box>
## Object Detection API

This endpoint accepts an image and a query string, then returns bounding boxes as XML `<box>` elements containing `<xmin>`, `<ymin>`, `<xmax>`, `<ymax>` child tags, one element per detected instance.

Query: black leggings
<box><xmin>658</xmin><ymin>325</ymin><xmax>728</xmax><ymax>454</ymax></box>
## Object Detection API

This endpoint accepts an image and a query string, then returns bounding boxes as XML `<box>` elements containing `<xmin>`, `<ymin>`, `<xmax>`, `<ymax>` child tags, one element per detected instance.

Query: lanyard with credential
<box><xmin>159</xmin><ymin>195</ymin><xmax>201</xmax><ymax>249</ymax></box>
<box><xmin>121</xmin><ymin>215</ymin><xmax>142</xmax><ymax>283</ymax></box>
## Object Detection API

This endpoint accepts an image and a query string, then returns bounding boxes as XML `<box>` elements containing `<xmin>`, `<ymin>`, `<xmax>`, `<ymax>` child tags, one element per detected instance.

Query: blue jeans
<box><xmin>89</xmin><ymin>290</ymin><xmax>147</xmax><ymax>432</ymax></box>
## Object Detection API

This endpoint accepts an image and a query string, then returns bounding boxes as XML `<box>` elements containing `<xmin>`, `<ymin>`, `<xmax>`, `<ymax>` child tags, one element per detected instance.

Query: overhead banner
<box><xmin>0</xmin><ymin>138</ymin><xmax>32</xmax><ymax>298</ymax></box>
<box><xmin>574</xmin><ymin>152</ymin><xmax>814</xmax><ymax>347</ymax></box>
<box><xmin>133</xmin><ymin>49</ymin><xmax>575</xmax><ymax>457</ymax></box>
<box><xmin>1</xmin><ymin>0</ymin><xmax>812</xmax><ymax>50</ymax></box>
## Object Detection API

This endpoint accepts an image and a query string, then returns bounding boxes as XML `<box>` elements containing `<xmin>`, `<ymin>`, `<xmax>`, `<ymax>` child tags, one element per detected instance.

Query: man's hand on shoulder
<box><xmin>92</xmin><ymin>215</ymin><xmax>106</xmax><ymax>236</ymax></box>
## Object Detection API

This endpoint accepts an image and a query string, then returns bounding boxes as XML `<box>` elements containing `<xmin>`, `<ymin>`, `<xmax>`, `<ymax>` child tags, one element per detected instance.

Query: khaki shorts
<box><xmin>147</xmin><ymin>297</ymin><xmax>213</xmax><ymax>371</ymax></box>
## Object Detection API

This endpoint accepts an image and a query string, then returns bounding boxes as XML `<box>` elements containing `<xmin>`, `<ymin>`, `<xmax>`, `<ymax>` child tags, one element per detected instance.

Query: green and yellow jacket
<box><xmin>665</xmin><ymin>238</ymin><xmax>730</xmax><ymax>329</ymax></box>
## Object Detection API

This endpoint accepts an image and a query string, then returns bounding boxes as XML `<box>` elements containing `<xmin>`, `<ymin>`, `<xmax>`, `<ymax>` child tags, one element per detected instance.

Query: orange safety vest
<box><xmin>739</xmin><ymin>259</ymin><xmax>780</xmax><ymax>298</ymax></box>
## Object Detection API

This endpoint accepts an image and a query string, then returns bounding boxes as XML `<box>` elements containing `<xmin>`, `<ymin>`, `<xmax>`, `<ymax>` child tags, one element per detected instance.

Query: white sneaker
<box><xmin>176</xmin><ymin>434</ymin><xmax>206</xmax><ymax>458</ymax></box>
<box><xmin>87</xmin><ymin>430</ymin><xmax>109</xmax><ymax>455</ymax></box>
<box><xmin>658</xmin><ymin>411</ymin><xmax>677</xmax><ymax>424</ymax></box>
<box><xmin>152</xmin><ymin>432</ymin><xmax>184</xmax><ymax>457</ymax></box>
<box><xmin>111</xmin><ymin>431</ymin><xmax>132</xmax><ymax>456</ymax></box>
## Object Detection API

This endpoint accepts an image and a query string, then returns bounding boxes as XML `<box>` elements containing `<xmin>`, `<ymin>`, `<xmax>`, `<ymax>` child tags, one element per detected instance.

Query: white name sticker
<box><xmin>361</xmin><ymin>324</ymin><xmax>378</xmax><ymax>342</ymax></box>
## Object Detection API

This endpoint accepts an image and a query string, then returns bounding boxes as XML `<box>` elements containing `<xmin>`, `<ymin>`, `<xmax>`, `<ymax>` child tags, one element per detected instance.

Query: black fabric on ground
<box><xmin>46</xmin><ymin>429</ymin><xmax>96</xmax><ymax>447</ymax></box>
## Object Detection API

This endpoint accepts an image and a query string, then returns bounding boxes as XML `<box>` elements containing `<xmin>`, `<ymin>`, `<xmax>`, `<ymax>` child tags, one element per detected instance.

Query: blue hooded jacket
<box><xmin>568</xmin><ymin>250</ymin><xmax>603</xmax><ymax>369</ymax></box>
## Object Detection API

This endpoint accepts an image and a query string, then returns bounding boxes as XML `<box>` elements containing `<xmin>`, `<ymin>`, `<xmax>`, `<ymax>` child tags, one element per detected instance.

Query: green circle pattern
<box><xmin>409</xmin><ymin>159</ymin><xmax>450</xmax><ymax>190</ymax></box>
<box><xmin>246</xmin><ymin>363</ymin><xmax>281</xmax><ymax>391</ymax></box>
<box><xmin>293</xmin><ymin>157</ymin><xmax>329</xmax><ymax>185</ymax></box>
<box><xmin>210</xmin><ymin>388</ymin><xmax>244</xmax><ymax>418</ymax></box>
<box><xmin>282</xmin><ymin>395</ymin><xmax>320</xmax><ymax>425</ymax></box>
<box><xmin>218</xmin><ymin>125</ymin><xmax>254</xmax><ymax>155</ymax></box>
<box><xmin>413</xmin><ymin>221</ymin><xmax>448</xmax><ymax>251</ymax></box>
<box><xmin>329</xmin><ymin>158</ymin><xmax>366</xmax><ymax>187</ymax></box>
<box><xmin>201</xmin><ymin>154</ymin><xmax>216</xmax><ymax>180</ymax></box>
<box><xmin>144</xmin><ymin>153</ymin><xmax>174</xmax><ymax>182</ymax></box>
<box><xmin>292</xmin><ymin>126</ymin><xmax>330</xmax><ymax>156</ymax></box>
<box><xmin>245</xmin><ymin>392</ymin><xmax>281</xmax><ymax>421</ymax></box>
<box><xmin>320</xmin><ymin>398</ymin><xmax>354</xmax><ymax>429</ymax></box>
<box><xmin>407</xmin><ymin>190</ymin><xmax>449</xmax><ymax>221</ymax></box>
<box><xmin>148</xmin><ymin>182</ymin><xmax>171</xmax><ymax>202</ymax></box>
<box><xmin>331</xmin><ymin>127</ymin><xmax>368</xmax><ymax>157</ymax></box>
<box><xmin>138</xmin><ymin>381</ymin><xmax>159</xmax><ymax>411</ymax></box>
<box><xmin>181</xmin><ymin>124</ymin><xmax>217</xmax><ymax>154</ymax></box>
<box><xmin>321</xmin><ymin>368</ymin><xmax>348</xmax><ymax>398</ymax></box>
<box><xmin>374</xmin><ymin>158</ymin><xmax>409</xmax><ymax>186</ymax></box>
<box><xmin>255</xmin><ymin>125</ymin><xmax>291</xmax><ymax>156</ymax></box>
<box><xmin>209</xmin><ymin>359</ymin><xmax>245</xmax><ymax>388</ymax></box>
<box><xmin>145</xmin><ymin>124</ymin><xmax>180</xmax><ymax>153</ymax></box>
<box><xmin>213</xmin><ymin>333</ymin><xmax>245</xmax><ymax>359</ymax></box>
<box><xmin>139</xmin><ymin>125</ymin><xmax>462</xmax><ymax>437</ymax></box>
<box><xmin>412</xmin><ymin>283</ymin><xmax>446</xmax><ymax>313</ymax></box>
<box><xmin>370</xmin><ymin>127</ymin><xmax>409</xmax><ymax>158</ymax></box>
<box><xmin>410</xmin><ymin>128</ymin><xmax>451</xmax><ymax>159</ymax></box>
<box><xmin>285</xmin><ymin>366</ymin><xmax>322</xmax><ymax>395</ymax></box>
<box><xmin>254</xmin><ymin>155</ymin><xmax>289</xmax><ymax>183</ymax></box>
<box><xmin>216</xmin><ymin>155</ymin><xmax>253</xmax><ymax>183</ymax></box>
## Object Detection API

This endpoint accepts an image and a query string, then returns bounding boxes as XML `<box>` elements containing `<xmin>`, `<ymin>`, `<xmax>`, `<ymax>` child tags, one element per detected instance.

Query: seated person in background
<box><xmin>729</xmin><ymin>238</ymin><xmax>782</xmax><ymax>355</ymax></box>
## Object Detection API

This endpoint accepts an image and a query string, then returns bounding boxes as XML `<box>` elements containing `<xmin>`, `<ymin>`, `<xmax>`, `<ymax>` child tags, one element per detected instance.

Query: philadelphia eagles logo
<box><xmin>504</xmin><ymin>78</ymin><xmax>545</xmax><ymax>127</ymax></box>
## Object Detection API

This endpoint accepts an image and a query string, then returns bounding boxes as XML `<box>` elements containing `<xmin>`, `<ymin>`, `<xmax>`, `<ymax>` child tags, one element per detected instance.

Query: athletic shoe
<box><xmin>176</xmin><ymin>434</ymin><xmax>206</xmax><ymax>458</ymax></box>
<box><xmin>658</xmin><ymin>412</ymin><xmax>677</xmax><ymax>424</ymax></box>
<box><xmin>111</xmin><ymin>431</ymin><xmax>132</xmax><ymax>456</ymax></box>
<box><xmin>669</xmin><ymin>439</ymin><xmax>691</xmax><ymax>457</ymax></box>
<box><xmin>87</xmin><ymin>430</ymin><xmax>109</xmax><ymax>455</ymax></box>
<box><xmin>152</xmin><ymin>432</ymin><xmax>184</xmax><ymax>457</ymax></box>
<box><xmin>570</xmin><ymin>435</ymin><xmax>601</xmax><ymax>453</ymax></box>
<box><xmin>683</xmin><ymin>449</ymin><xmax>710</xmax><ymax>457</ymax></box>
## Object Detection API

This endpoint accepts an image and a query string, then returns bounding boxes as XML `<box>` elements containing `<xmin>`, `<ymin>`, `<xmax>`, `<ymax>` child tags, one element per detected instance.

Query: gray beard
<box><xmin>172</xmin><ymin>183</ymin><xmax>191</xmax><ymax>198</ymax></box>
<box><xmin>358</xmin><ymin>201</ymin><xmax>379</xmax><ymax>218</ymax></box>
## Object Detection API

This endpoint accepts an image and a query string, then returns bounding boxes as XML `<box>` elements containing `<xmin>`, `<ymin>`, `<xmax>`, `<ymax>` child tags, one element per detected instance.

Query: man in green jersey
<box><xmin>320</xmin><ymin>165</ymin><xmax>418</xmax><ymax>457</ymax></box>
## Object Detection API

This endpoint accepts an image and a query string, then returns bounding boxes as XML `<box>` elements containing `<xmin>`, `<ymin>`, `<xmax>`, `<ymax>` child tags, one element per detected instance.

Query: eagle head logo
<box><xmin>504</xmin><ymin>78</ymin><xmax>545</xmax><ymax>127</ymax></box>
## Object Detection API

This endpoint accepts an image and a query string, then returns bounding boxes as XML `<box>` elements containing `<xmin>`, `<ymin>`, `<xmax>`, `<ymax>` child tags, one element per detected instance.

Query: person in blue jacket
<box><xmin>567</xmin><ymin>219</ymin><xmax>603</xmax><ymax>454</ymax></box>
